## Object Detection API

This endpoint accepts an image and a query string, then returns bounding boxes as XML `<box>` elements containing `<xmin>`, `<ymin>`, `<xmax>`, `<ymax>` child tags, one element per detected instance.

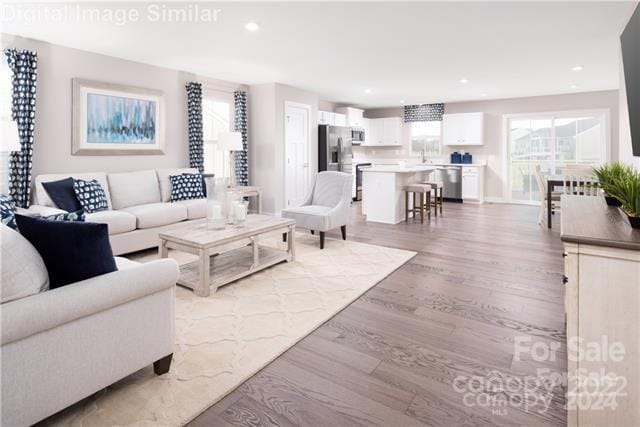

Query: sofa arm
<box><xmin>17</xmin><ymin>205</ymin><xmax>66</xmax><ymax>216</ymax></box>
<box><xmin>1</xmin><ymin>258</ymin><xmax>179</xmax><ymax>345</ymax></box>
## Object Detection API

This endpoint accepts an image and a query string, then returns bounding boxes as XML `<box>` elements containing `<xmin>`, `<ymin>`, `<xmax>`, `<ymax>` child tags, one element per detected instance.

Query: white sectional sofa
<box><xmin>31</xmin><ymin>168</ymin><xmax>207</xmax><ymax>255</ymax></box>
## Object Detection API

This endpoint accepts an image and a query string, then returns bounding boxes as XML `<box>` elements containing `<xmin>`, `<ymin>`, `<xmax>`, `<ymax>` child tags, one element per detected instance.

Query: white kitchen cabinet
<box><xmin>383</xmin><ymin>117</ymin><xmax>402</xmax><ymax>145</ymax></box>
<box><xmin>333</xmin><ymin>113</ymin><xmax>346</xmax><ymax>126</ymax></box>
<box><xmin>368</xmin><ymin>119</ymin><xmax>384</xmax><ymax>145</ymax></box>
<box><xmin>336</xmin><ymin>107</ymin><xmax>365</xmax><ymax>128</ymax></box>
<box><xmin>442</xmin><ymin>112</ymin><xmax>485</xmax><ymax>146</ymax></box>
<box><xmin>461</xmin><ymin>166</ymin><xmax>485</xmax><ymax>203</ymax></box>
<box><xmin>318</xmin><ymin>111</ymin><xmax>335</xmax><ymax>125</ymax></box>
<box><xmin>365</xmin><ymin>117</ymin><xmax>401</xmax><ymax>146</ymax></box>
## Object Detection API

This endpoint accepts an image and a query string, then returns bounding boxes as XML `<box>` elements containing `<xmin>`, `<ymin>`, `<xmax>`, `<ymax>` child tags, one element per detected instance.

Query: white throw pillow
<box><xmin>1</xmin><ymin>224</ymin><xmax>49</xmax><ymax>304</ymax></box>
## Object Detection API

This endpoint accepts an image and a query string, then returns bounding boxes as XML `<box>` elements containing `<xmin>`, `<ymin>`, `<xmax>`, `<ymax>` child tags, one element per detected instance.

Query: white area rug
<box><xmin>44</xmin><ymin>233</ymin><xmax>415</xmax><ymax>426</ymax></box>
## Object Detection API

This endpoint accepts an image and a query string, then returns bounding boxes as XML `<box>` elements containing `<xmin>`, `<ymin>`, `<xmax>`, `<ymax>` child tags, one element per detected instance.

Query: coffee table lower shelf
<box><xmin>177</xmin><ymin>245</ymin><xmax>290</xmax><ymax>294</ymax></box>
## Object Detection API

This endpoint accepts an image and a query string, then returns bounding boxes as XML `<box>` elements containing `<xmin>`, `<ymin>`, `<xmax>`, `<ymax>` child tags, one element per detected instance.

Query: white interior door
<box><xmin>285</xmin><ymin>103</ymin><xmax>310</xmax><ymax>208</ymax></box>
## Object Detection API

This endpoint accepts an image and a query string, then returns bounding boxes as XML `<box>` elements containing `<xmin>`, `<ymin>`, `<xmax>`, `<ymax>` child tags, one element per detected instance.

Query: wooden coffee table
<box><xmin>159</xmin><ymin>215</ymin><xmax>296</xmax><ymax>297</ymax></box>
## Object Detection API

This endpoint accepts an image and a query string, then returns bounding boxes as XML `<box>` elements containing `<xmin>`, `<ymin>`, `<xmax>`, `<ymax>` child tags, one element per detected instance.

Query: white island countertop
<box><xmin>362</xmin><ymin>165</ymin><xmax>438</xmax><ymax>173</ymax></box>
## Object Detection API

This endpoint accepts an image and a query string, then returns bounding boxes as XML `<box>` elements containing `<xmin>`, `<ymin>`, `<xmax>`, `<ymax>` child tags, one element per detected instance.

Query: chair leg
<box><xmin>432</xmin><ymin>189</ymin><xmax>438</xmax><ymax>217</ymax></box>
<box><xmin>310</xmin><ymin>230</ymin><xmax>314</xmax><ymax>235</ymax></box>
<box><xmin>439</xmin><ymin>188</ymin><xmax>443</xmax><ymax>214</ymax></box>
<box><xmin>282</xmin><ymin>233</ymin><xmax>287</xmax><ymax>242</ymax></box>
<box><xmin>405</xmin><ymin>191</ymin><xmax>409</xmax><ymax>222</ymax></box>
<box><xmin>426</xmin><ymin>191</ymin><xmax>431</xmax><ymax>219</ymax></box>
<box><xmin>341</xmin><ymin>225</ymin><xmax>346</xmax><ymax>240</ymax></box>
<box><xmin>420</xmin><ymin>192</ymin><xmax>424</xmax><ymax>224</ymax></box>
<box><xmin>154</xmin><ymin>353</ymin><xmax>173</xmax><ymax>375</ymax></box>
<box><xmin>319</xmin><ymin>232</ymin><xmax>325</xmax><ymax>249</ymax></box>
<box><xmin>538</xmin><ymin>200</ymin><xmax>545</xmax><ymax>225</ymax></box>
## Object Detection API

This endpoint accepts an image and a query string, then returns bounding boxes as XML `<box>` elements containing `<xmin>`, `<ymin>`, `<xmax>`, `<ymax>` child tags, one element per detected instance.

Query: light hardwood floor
<box><xmin>189</xmin><ymin>202</ymin><xmax>567</xmax><ymax>427</ymax></box>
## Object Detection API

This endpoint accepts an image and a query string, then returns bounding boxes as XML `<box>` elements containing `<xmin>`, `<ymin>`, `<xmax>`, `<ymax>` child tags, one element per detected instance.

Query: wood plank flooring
<box><xmin>189</xmin><ymin>202</ymin><xmax>567</xmax><ymax>427</ymax></box>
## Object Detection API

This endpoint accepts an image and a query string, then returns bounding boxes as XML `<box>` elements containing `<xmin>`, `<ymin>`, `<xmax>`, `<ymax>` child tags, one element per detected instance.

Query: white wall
<box><xmin>249</xmin><ymin>82</ymin><xmax>320</xmax><ymax>214</ymax></box>
<box><xmin>1</xmin><ymin>33</ymin><xmax>247</xmax><ymax>181</ymax></box>
<box><xmin>360</xmin><ymin>90</ymin><xmax>620</xmax><ymax>200</ymax></box>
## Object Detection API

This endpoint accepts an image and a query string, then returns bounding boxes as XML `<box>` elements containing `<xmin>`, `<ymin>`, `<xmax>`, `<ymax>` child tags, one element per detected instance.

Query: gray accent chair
<box><xmin>281</xmin><ymin>171</ymin><xmax>352</xmax><ymax>249</ymax></box>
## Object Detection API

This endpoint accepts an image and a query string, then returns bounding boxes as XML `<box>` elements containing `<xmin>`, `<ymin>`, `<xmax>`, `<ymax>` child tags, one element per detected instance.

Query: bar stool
<box><xmin>421</xmin><ymin>180</ymin><xmax>443</xmax><ymax>216</ymax></box>
<box><xmin>404</xmin><ymin>183</ymin><xmax>431</xmax><ymax>223</ymax></box>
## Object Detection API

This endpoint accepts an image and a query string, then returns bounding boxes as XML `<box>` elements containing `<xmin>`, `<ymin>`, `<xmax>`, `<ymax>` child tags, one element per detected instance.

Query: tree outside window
<box><xmin>411</xmin><ymin>121</ymin><xmax>441</xmax><ymax>156</ymax></box>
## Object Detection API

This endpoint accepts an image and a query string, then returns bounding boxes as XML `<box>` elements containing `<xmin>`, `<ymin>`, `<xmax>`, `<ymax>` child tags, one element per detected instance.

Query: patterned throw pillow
<box><xmin>73</xmin><ymin>179</ymin><xmax>109</xmax><ymax>213</ymax></box>
<box><xmin>169</xmin><ymin>173</ymin><xmax>205</xmax><ymax>202</ymax></box>
<box><xmin>42</xmin><ymin>209</ymin><xmax>86</xmax><ymax>222</ymax></box>
<box><xmin>0</xmin><ymin>194</ymin><xmax>17</xmax><ymax>230</ymax></box>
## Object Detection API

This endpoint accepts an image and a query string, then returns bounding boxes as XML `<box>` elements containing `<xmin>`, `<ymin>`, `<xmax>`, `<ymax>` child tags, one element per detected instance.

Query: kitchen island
<box><xmin>361</xmin><ymin>165</ymin><xmax>437</xmax><ymax>223</ymax></box>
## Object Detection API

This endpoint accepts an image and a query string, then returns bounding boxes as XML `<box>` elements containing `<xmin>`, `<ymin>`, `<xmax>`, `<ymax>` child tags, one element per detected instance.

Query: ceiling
<box><xmin>2</xmin><ymin>1</ymin><xmax>637</xmax><ymax>108</ymax></box>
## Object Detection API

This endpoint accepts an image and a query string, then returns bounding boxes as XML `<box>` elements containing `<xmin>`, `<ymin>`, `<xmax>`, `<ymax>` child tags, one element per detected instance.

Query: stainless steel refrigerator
<box><xmin>318</xmin><ymin>125</ymin><xmax>353</xmax><ymax>173</ymax></box>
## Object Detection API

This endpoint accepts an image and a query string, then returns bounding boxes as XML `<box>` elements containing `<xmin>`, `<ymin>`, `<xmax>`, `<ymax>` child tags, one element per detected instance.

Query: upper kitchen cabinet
<box><xmin>442</xmin><ymin>112</ymin><xmax>485</xmax><ymax>146</ymax></box>
<box><xmin>336</xmin><ymin>107</ymin><xmax>364</xmax><ymax>128</ymax></box>
<box><xmin>333</xmin><ymin>113</ymin><xmax>346</xmax><ymax>126</ymax></box>
<box><xmin>318</xmin><ymin>110</ymin><xmax>334</xmax><ymax>125</ymax></box>
<box><xmin>365</xmin><ymin>117</ymin><xmax>402</xmax><ymax>146</ymax></box>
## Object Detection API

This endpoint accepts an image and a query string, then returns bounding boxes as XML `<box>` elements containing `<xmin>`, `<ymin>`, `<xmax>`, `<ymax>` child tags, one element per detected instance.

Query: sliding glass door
<box><xmin>508</xmin><ymin>112</ymin><xmax>607</xmax><ymax>203</ymax></box>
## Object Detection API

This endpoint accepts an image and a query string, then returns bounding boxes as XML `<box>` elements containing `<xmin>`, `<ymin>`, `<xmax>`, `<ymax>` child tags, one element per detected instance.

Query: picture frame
<box><xmin>72</xmin><ymin>78</ymin><xmax>166</xmax><ymax>155</ymax></box>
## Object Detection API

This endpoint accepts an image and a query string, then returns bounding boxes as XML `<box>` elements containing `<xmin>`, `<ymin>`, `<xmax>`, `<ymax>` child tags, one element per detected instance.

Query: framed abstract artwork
<box><xmin>72</xmin><ymin>79</ymin><xmax>166</xmax><ymax>155</ymax></box>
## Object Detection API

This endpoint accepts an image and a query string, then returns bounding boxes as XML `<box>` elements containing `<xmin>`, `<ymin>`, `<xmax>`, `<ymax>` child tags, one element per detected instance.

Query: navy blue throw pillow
<box><xmin>0</xmin><ymin>194</ymin><xmax>17</xmax><ymax>229</ymax></box>
<box><xmin>73</xmin><ymin>179</ymin><xmax>109</xmax><ymax>213</ymax></box>
<box><xmin>42</xmin><ymin>177</ymin><xmax>82</xmax><ymax>212</ymax></box>
<box><xmin>170</xmin><ymin>174</ymin><xmax>205</xmax><ymax>202</ymax></box>
<box><xmin>15</xmin><ymin>214</ymin><xmax>117</xmax><ymax>289</ymax></box>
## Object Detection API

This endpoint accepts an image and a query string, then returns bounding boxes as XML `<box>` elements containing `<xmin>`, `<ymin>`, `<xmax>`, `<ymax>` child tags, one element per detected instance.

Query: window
<box><xmin>202</xmin><ymin>93</ymin><xmax>233</xmax><ymax>177</ymax></box>
<box><xmin>1</xmin><ymin>60</ymin><xmax>12</xmax><ymax>194</ymax></box>
<box><xmin>508</xmin><ymin>112</ymin><xmax>607</xmax><ymax>203</ymax></box>
<box><xmin>411</xmin><ymin>121</ymin><xmax>441</xmax><ymax>156</ymax></box>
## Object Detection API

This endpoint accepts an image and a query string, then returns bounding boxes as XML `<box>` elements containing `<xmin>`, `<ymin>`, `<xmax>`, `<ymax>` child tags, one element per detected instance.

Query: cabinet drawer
<box><xmin>462</xmin><ymin>167</ymin><xmax>477</xmax><ymax>174</ymax></box>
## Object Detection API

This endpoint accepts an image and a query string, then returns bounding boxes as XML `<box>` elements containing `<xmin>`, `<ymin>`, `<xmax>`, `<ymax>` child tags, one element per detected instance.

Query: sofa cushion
<box><xmin>35</xmin><ymin>172</ymin><xmax>112</xmax><ymax>208</ymax></box>
<box><xmin>107</xmin><ymin>170</ymin><xmax>161</xmax><ymax>210</ymax></box>
<box><xmin>281</xmin><ymin>205</ymin><xmax>332</xmax><ymax>231</ymax></box>
<box><xmin>1</xmin><ymin>224</ymin><xmax>49</xmax><ymax>303</ymax></box>
<box><xmin>114</xmin><ymin>256</ymin><xmax>139</xmax><ymax>270</ymax></box>
<box><xmin>0</xmin><ymin>194</ymin><xmax>17</xmax><ymax>229</ymax></box>
<box><xmin>14</xmin><ymin>215</ymin><xmax>117</xmax><ymax>289</ymax></box>
<box><xmin>121</xmin><ymin>203</ymin><xmax>187</xmax><ymax>229</ymax></box>
<box><xmin>85</xmin><ymin>210</ymin><xmax>137</xmax><ymax>235</ymax></box>
<box><xmin>41</xmin><ymin>177</ymin><xmax>82</xmax><ymax>212</ymax></box>
<box><xmin>41</xmin><ymin>209</ymin><xmax>85</xmax><ymax>222</ymax></box>
<box><xmin>73</xmin><ymin>179</ymin><xmax>109</xmax><ymax>213</ymax></box>
<box><xmin>169</xmin><ymin>174</ymin><xmax>205</xmax><ymax>202</ymax></box>
<box><xmin>175</xmin><ymin>198</ymin><xmax>207</xmax><ymax>220</ymax></box>
<box><xmin>156</xmin><ymin>168</ymin><xmax>199</xmax><ymax>202</ymax></box>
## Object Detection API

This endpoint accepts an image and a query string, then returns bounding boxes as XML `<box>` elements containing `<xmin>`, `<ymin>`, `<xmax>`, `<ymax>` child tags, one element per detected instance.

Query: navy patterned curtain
<box><xmin>234</xmin><ymin>90</ymin><xmax>248</xmax><ymax>186</ymax></box>
<box><xmin>185</xmin><ymin>82</ymin><xmax>204</xmax><ymax>173</ymax></box>
<box><xmin>404</xmin><ymin>103</ymin><xmax>444</xmax><ymax>123</ymax></box>
<box><xmin>4</xmin><ymin>48</ymin><xmax>37</xmax><ymax>208</ymax></box>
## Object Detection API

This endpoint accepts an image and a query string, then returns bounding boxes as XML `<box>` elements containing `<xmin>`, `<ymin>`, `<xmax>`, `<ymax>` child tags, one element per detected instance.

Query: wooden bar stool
<box><xmin>421</xmin><ymin>180</ymin><xmax>443</xmax><ymax>216</ymax></box>
<box><xmin>404</xmin><ymin>184</ymin><xmax>431</xmax><ymax>223</ymax></box>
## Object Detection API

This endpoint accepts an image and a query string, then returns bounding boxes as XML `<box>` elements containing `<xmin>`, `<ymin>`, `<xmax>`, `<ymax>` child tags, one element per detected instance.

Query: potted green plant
<box><xmin>605</xmin><ymin>168</ymin><xmax>640</xmax><ymax>229</ymax></box>
<box><xmin>593</xmin><ymin>163</ymin><xmax>634</xmax><ymax>206</ymax></box>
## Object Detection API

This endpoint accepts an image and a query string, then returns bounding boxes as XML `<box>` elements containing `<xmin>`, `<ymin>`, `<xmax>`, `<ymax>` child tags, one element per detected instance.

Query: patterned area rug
<box><xmin>43</xmin><ymin>233</ymin><xmax>416</xmax><ymax>426</ymax></box>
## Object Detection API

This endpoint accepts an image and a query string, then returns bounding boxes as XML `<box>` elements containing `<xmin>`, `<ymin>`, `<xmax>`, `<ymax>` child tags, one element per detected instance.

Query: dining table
<box><xmin>546</xmin><ymin>175</ymin><xmax>598</xmax><ymax>228</ymax></box>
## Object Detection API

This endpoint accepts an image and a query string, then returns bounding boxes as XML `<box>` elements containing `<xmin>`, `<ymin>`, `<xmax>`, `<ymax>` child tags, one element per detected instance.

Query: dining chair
<box><xmin>561</xmin><ymin>166</ymin><xmax>599</xmax><ymax>196</ymax></box>
<box><xmin>534</xmin><ymin>165</ymin><xmax>561</xmax><ymax>226</ymax></box>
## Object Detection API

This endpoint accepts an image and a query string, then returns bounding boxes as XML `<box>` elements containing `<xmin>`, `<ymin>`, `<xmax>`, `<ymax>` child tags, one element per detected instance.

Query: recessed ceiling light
<box><xmin>481</xmin><ymin>93</ymin><xmax>487</xmax><ymax>97</ymax></box>
<box><xmin>460</xmin><ymin>78</ymin><xmax>469</xmax><ymax>84</ymax></box>
<box><xmin>400</xmin><ymin>100</ymin><xmax>405</xmax><ymax>104</ymax></box>
<box><xmin>570</xmin><ymin>84</ymin><xmax>579</xmax><ymax>89</ymax></box>
<box><xmin>572</xmin><ymin>65</ymin><xmax>584</xmax><ymax>72</ymax></box>
<box><xmin>244</xmin><ymin>22</ymin><xmax>260</xmax><ymax>32</ymax></box>
<box><xmin>364</xmin><ymin>88</ymin><xmax>372</xmax><ymax>94</ymax></box>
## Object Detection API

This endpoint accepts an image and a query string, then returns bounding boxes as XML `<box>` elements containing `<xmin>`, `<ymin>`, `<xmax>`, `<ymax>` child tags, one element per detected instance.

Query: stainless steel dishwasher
<box><xmin>435</xmin><ymin>166</ymin><xmax>462</xmax><ymax>202</ymax></box>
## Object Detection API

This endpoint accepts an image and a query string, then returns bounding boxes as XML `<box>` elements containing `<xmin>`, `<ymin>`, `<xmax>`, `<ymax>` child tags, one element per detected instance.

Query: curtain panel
<box><xmin>404</xmin><ymin>103</ymin><xmax>445</xmax><ymax>123</ymax></box>
<box><xmin>233</xmin><ymin>91</ymin><xmax>248</xmax><ymax>187</ymax></box>
<box><xmin>185</xmin><ymin>82</ymin><xmax>204</xmax><ymax>173</ymax></box>
<box><xmin>4</xmin><ymin>48</ymin><xmax>37</xmax><ymax>208</ymax></box>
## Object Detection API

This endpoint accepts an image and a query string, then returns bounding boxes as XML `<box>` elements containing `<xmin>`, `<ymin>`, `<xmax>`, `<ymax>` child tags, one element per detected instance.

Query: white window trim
<box><xmin>502</xmin><ymin>108</ymin><xmax>611</xmax><ymax>204</ymax></box>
